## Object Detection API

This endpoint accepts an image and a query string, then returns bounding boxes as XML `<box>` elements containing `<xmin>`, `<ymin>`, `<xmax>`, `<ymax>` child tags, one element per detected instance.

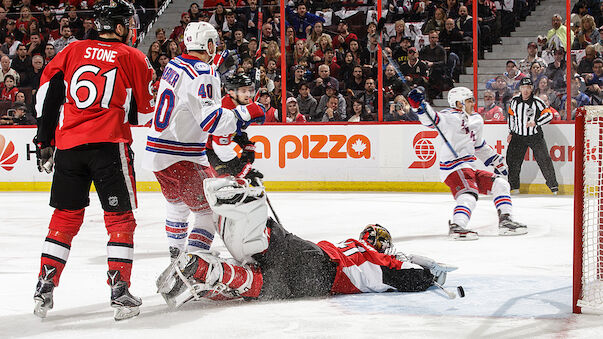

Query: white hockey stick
<box><xmin>433</xmin><ymin>281</ymin><xmax>457</xmax><ymax>299</ymax></box>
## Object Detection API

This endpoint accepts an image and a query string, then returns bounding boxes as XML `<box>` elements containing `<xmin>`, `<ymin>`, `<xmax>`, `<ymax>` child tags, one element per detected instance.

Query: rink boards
<box><xmin>0</xmin><ymin>123</ymin><xmax>575</xmax><ymax>193</ymax></box>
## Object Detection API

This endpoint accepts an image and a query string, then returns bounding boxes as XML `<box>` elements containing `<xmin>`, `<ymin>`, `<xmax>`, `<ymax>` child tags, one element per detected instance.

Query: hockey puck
<box><xmin>457</xmin><ymin>286</ymin><xmax>465</xmax><ymax>298</ymax></box>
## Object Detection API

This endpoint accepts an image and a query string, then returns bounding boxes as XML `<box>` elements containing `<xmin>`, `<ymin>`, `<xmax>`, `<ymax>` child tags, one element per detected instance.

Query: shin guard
<box><xmin>39</xmin><ymin>209</ymin><xmax>84</xmax><ymax>286</ymax></box>
<box><xmin>452</xmin><ymin>193</ymin><xmax>477</xmax><ymax>228</ymax></box>
<box><xmin>492</xmin><ymin>177</ymin><xmax>513</xmax><ymax>216</ymax></box>
<box><xmin>105</xmin><ymin>211</ymin><xmax>136</xmax><ymax>286</ymax></box>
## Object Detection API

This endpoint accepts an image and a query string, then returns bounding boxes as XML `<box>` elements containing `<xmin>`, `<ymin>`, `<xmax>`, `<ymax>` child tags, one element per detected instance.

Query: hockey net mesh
<box><xmin>578</xmin><ymin>106</ymin><xmax>603</xmax><ymax>312</ymax></box>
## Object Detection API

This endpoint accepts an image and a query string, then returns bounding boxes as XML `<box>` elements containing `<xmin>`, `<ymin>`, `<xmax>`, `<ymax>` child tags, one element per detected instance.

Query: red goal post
<box><xmin>574</xmin><ymin>106</ymin><xmax>603</xmax><ymax>314</ymax></box>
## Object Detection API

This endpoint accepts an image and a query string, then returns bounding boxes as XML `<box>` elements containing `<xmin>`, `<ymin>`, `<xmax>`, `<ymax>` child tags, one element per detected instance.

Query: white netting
<box><xmin>578</xmin><ymin>106</ymin><xmax>603</xmax><ymax>313</ymax></box>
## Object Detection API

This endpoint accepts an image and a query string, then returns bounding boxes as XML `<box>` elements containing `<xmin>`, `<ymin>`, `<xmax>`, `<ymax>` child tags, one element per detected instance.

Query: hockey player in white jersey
<box><xmin>142</xmin><ymin>22</ymin><xmax>265</xmax><ymax>259</ymax></box>
<box><xmin>408</xmin><ymin>87</ymin><xmax>527</xmax><ymax>240</ymax></box>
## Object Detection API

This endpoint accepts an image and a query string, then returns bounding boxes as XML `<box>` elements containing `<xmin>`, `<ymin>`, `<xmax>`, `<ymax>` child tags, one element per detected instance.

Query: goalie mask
<box><xmin>359</xmin><ymin>224</ymin><xmax>392</xmax><ymax>253</ymax></box>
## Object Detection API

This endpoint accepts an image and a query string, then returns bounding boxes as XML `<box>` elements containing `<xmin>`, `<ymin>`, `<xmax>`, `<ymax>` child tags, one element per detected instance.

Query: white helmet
<box><xmin>184</xmin><ymin>22</ymin><xmax>219</xmax><ymax>57</ymax></box>
<box><xmin>447</xmin><ymin>87</ymin><xmax>474</xmax><ymax>108</ymax></box>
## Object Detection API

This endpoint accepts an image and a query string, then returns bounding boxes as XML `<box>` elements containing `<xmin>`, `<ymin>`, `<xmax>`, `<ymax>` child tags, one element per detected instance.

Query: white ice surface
<box><xmin>1</xmin><ymin>191</ymin><xmax>602</xmax><ymax>338</ymax></box>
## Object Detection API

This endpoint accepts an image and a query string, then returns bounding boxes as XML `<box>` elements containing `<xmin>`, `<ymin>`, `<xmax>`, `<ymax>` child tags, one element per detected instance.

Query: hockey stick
<box><xmin>433</xmin><ymin>281</ymin><xmax>456</xmax><ymax>299</ymax></box>
<box><xmin>423</xmin><ymin>101</ymin><xmax>459</xmax><ymax>158</ymax></box>
<box><xmin>433</xmin><ymin>281</ymin><xmax>466</xmax><ymax>299</ymax></box>
<box><xmin>375</xmin><ymin>18</ymin><xmax>406</xmax><ymax>84</ymax></box>
<box><xmin>253</xmin><ymin>0</ymin><xmax>263</xmax><ymax>101</ymax></box>
<box><xmin>375</xmin><ymin>18</ymin><xmax>458</xmax><ymax>158</ymax></box>
<box><xmin>254</xmin><ymin>177</ymin><xmax>281</xmax><ymax>224</ymax></box>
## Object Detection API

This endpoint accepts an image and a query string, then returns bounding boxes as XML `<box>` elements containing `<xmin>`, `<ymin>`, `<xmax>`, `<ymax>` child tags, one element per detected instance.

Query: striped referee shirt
<box><xmin>507</xmin><ymin>94</ymin><xmax>553</xmax><ymax>136</ymax></box>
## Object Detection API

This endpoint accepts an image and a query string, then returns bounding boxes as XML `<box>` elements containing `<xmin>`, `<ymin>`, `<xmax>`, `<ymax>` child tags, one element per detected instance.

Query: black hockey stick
<box><xmin>375</xmin><ymin>18</ymin><xmax>406</xmax><ymax>84</ymax></box>
<box><xmin>255</xmin><ymin>177</ymin><xmax>281</xmax><ymax>224</ymax></box>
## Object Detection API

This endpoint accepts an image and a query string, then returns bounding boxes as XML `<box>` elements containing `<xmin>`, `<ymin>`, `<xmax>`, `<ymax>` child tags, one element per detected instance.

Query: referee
<box><xmin>506</xmin><ymin>77</ymin><xmax>559</xmax><ymax>194</ymax></box>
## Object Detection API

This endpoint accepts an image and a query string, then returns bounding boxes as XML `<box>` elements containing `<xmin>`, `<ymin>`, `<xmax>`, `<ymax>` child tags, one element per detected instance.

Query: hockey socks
<box><xmin>165</xmin><ymin>201</ymin><xmax>190</xmax><ymax>253</ymax></box>
<box><xmin>105</xmin><ymin>211</ymin><xmax>136</xmax><ymax>287</ymax></box>
<box><xmin>492</xmin><ymin>177</ymin><xmax>513</xmax><ymax>216</ymax></box>
<box><xmin>39</xmin><ymin>209</ymin><xmax>84</xmax><ymax>286</ymax></box>
<box><xmin>187</xmin><ymin>212</ymin><xmax>215</xmax><ymax>252</ymax></box>
<box><xmin>452</xmin><ymin>194</ymin><xmax>476</xmax><ymax>228</ymax></box>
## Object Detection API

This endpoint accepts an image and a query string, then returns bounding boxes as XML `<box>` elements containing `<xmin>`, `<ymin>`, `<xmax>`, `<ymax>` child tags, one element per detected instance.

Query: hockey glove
<box><xmin>484</xmin><ymin>154</ymin><xmax>508</xmax><ymax>176</ymax></box>
<box><xmin>407</xmin><ymin>254</ymin><xmax>458</xmax><ymax>286</ymax></box>
<box><xmin>407</xmin><ymin>87</ymin><xmax>426</xmax><ymax>109</ymax></box>
<box><xmin>36</xmin><ymin>145</ymin><xmax>55</xmax><ymax>173</ymax></box>
<box><xmin>245</xmin><ymin>168</ymin><xmax>264</xmax><ymax>185</ymax></box>
<box><xmin>234</xmin><ymin>132</ymin><xmax>257</xmax><ymax>164</ymax></box>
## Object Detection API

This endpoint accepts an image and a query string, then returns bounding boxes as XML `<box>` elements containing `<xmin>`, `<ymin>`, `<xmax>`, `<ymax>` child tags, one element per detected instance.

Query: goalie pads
<box><xmin>203</xmin><ymin>177</ymin><xmax>269</xmax><ymax>263</ymax></box>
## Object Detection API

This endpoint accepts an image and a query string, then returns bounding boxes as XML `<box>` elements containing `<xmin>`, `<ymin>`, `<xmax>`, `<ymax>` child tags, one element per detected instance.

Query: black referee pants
<box><xmin>506</xmin><ymin>132</ymin><xmax>558</xmax><ymax>192</ymax></box>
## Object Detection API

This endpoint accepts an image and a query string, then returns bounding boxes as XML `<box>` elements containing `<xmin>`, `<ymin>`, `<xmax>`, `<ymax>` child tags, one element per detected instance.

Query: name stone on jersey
<box><xmin>84</xmin><ymin>47</ymin><xmax>118</xmax><ymax>63</ymax></box>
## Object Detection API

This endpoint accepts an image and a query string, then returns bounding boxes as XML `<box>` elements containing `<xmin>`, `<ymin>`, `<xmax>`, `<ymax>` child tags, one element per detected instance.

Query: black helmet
<box><xmin>225</xmin><ymin>73</ymin><xmax>253</xmax><ymax>91</ymax></box>
<box><xmin>94</xmin><ymin>0</ymin><xmax>135</xmax><ymax>34</ymax></box>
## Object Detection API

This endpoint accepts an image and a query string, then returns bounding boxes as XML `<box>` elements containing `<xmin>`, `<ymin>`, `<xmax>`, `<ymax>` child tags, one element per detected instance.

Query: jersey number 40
<box><xmin>155</xmin><ymin>89</ymin><xmax>175</xmax><ymax>132</ymax></box>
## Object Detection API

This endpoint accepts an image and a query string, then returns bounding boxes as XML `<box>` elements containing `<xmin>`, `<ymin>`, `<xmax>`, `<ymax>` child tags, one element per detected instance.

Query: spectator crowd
<box><xmin>142</xmin><ymin>0</ymin><xmax>554</xmax><ymax>123</ymax></box>
<box><xmin>482</xmin><ymin>1</ymin><xmax>602</xmax><ymax>121</ymax></box>
<box><xmin>0</xmin><ymin>0</ymin><xmax>160</xmax><ymax>125</ymax></box>
<box><xmin>1</xmin><ymin>0</ymin><xmax>599</xmax><ymax>125</ymax></box>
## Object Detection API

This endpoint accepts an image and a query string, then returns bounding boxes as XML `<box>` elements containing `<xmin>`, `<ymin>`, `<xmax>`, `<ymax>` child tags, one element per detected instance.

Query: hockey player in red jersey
<box><xmin>142</xmin><ymin>23</ymin><xmax>265</xmax><ymax>262</ymax></box>
<box><xmin>156</xmin><ymin>177</ymin><xmax>456</xmax><ymax>307</ymax></box>
<box><xmin>33</xmin><ymin>0</ymin><xmax>155</xmax><ymax>321</ymax></box>
<box><xmin>206</xmin><ymin>73</ymin><xmax>265</xmax><ymax>183</ymax></box>
<box><xmin>408</xmin><ymin>87</ymin><xmax>527</xmax><ymax>240</ymax></box>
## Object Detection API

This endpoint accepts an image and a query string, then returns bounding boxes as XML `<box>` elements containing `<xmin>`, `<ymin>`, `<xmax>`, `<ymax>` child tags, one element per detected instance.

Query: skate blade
<box><xmin>498</xmin><ymin>227</ymin><xmax>528</xmax><ymax>236</ymax></box>
<box><xmin>33</xmin><ymin>299</ymin><xmax>49</xmax><ymax>318</ymax></box>
<box><xmin>113</xmin><ymin>305</ymin><xmax>140</xmax><ymax>321</ymax></box>
<box><xmin>449</xmin><ymin>233</ymin><xmax>479</xmax><ymax>241</ymax></box>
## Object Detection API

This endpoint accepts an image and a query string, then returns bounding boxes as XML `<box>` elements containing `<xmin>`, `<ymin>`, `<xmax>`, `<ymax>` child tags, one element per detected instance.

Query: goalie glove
<box><xmin>407</xmin><ymin>254</ymin><xmax>458</xmax><ymax>286</ymax></box>
<box><xmin>484</xmin><ymin>153</ymin><xmax>508</xmax><ymax>176</ymax></box>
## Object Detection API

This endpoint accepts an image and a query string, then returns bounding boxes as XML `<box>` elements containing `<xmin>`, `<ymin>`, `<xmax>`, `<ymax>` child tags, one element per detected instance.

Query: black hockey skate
<box><xmin>498</xmin><ymin>212</ymin><xmax>528</xmax><ymax>236</ymax></box>
<box><xmin>448</xmin><ymin>221</ymin><xmax>478</xmax><ymax>241</ymax></box>
<box><xmin>108</xmin><ymin>270</ymin><xmax>142</xmax><ymax>321</ymax></box>
<box><xmin>169</xmin><ymin>246</ymin><xmax>181</xmax><ymax>262</ymax></box>
<box><xmin>33</xmin><ymin>264</ymin><xmax>56</xmax><ymax>318</ymax></box>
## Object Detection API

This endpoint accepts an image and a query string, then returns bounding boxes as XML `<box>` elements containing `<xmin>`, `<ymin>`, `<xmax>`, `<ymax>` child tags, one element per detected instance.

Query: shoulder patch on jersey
<box><xmin>194</xmin><ymin>62</ymin><xmax>210</xmax><ymax>72</ymax></box>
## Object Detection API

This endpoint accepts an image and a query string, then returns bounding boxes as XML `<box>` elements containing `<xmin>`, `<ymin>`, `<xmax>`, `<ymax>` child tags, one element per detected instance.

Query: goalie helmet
<box><xmin>93</xmin><ymin>0</ymin><xmax>135</xmax><ymax>34</ymax></box>
<box><xmin>447</xmin><ymin>87</ymin><xmax>474</xmax><ymax>109</ymax></box>
<box><xmin>184</xmin><ymin>22</ymin><xmax>219</xmax><ymax>57</ymax></box>
<box><xmin>359</xmin><ymin>224</ymin><xmax>392</xmax><ymax>253</ymax></box>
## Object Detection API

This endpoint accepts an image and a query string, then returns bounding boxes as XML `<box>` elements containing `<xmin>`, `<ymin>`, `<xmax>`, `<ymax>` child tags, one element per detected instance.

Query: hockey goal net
<box><xmin>574</xmin><ymin>106</ymin><xmax>603</xmax><ymax>314</ymax></box>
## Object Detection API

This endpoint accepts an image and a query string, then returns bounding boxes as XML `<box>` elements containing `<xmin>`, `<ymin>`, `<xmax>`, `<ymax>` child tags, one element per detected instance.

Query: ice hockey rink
<box><xmin>1</xmin><ymin>190</ymin><xmax>602</xmax><ymax>338</ymax></box>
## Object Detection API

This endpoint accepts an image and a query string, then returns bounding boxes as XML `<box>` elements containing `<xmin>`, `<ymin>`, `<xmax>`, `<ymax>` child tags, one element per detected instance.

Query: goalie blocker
<box><xmin>157</xmin><ymin>178</ymin><xmax>457</xmax><ymax>306</ymax></box>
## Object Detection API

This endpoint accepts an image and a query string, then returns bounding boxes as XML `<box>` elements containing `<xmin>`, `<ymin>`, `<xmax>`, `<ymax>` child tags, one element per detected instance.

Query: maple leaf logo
<box><xmin>350</xmin><ymin>138</ymin><xmax>366</xmax><ymax>154</ymax></box>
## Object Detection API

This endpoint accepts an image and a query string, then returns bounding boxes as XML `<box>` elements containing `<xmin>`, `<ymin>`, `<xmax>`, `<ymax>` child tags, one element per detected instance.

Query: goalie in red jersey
<box><xmin>33</xmin><ymin>0</ymin><xmax>154</xmax><ymax>321</ymax></box>
<box><xmin>156</xmin><ymin>177</ymin><xmax>457</xmax><ymax>307</ymax></box>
